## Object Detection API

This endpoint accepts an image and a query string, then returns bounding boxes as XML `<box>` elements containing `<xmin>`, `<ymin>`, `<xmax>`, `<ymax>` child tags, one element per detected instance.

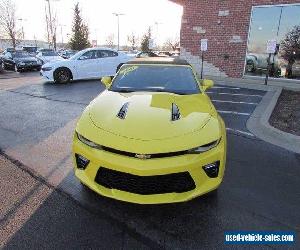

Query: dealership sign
<box><xmin>266</xmin><ymin>39</ymin><xmax>277</xmax><ymax>53</ymax></box>
<box><xmin>92</xmin><ymin>40</ymin><xmax>97</xmax><ymax>47</ymax></box>
<box><xmin>200</xmin><ymin>39</ymin><xmax>208</xmax><ymax>51</ymax></box>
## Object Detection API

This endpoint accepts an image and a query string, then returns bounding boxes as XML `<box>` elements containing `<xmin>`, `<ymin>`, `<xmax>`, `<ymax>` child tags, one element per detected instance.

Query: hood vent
<box><xmin>171</xmin><ymin>103</ymin><xmax>181</xmax><ymax>121</ymax></box>
<box><xmin>117</xmin><ymin>102</ymin><xmax>129</xmax><ymax>119</ymax></box>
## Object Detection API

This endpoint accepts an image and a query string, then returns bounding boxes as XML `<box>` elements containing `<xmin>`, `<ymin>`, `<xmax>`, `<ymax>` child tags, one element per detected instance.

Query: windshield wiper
<box><xmin>112</xmin><ymin>89</ymin><xmax>135</xmax><ymax>93</ymax></box>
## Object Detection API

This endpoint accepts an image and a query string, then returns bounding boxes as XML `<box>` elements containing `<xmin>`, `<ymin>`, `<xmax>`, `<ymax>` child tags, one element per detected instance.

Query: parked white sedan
<box><xmin>40</xmin><ymin>48</ymin><xmax>132</xmax><ymax>83</ymax></box>
<box><xmin>36</xmin><ymin>50</ymin><xmax>64</xmax><ymax>65</ymax></box>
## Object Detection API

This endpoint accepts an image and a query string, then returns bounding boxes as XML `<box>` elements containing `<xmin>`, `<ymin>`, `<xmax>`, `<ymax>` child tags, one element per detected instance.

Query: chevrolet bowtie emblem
<box><xmin>135</xmin><ymin>154</ymin><xmax>151</xmax><ymax>159</ymax></box>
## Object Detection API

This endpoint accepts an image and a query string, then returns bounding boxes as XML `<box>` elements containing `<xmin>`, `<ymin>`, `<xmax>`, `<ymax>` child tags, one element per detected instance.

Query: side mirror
<box><xmin>201</xmin><ymin>79</ymin><xmax>214</xmax><ymax>91</ymax></box>
<box><xmin>101</xmin><ymin>76</ymin><xmax>112</xmax><ymax>88</ymax></box>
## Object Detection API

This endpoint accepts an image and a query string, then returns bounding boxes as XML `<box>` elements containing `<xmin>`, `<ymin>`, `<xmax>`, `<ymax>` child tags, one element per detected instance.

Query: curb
<box><xmin>247</xmin><ymin>88</ymin><xmax>300</xmax><ymax>154</ymax></box>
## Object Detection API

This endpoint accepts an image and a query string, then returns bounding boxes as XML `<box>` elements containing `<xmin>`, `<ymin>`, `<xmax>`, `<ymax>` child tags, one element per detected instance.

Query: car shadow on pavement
<box><xmin>3</xmin><ymin>137</ymin><xmax>300</xmax><ymax>250</ymax></box>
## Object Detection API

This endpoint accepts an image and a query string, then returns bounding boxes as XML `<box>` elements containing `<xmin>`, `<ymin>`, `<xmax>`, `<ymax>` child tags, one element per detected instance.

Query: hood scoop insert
<box><xmin>171</xmin><ymin>103</ymin><xmax>181</xmax><ymax>121</ymax></box>
<box><xmin>117</xmin><ymin>102</ymin><xmax>130</xmax><ymax>120</ymax></box>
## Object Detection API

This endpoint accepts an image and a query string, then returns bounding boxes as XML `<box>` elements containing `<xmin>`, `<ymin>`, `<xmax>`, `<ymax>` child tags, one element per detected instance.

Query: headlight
<box><xmin>41</xmin><ymin>66</ymin><xmax>52</xmax><ymax>71</ymax></box>
<box><xmin>188</xmin><ymin>138</ymin><xmax>221</xmax><ymax>154</ymax></box>
<box><xmin>77</xmin><ymin>132</ymin><xmax>102</xmax><ymax>149</ymax></box>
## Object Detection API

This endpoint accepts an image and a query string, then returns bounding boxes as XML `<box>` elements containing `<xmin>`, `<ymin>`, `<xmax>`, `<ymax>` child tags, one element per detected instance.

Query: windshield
<box><xmin>69</xmin><ymin>51</ymin><xmax>80</xmax><ymax>60</ymax></box>
<box><xmin>12</xmin><ymin>51</ymin><xmax>30</xmax><ymax>58</ymax></box>
<box><xmin>110</xmin><ymin>65</ymin><xmax>200</xmax><ymax>95</ymax></box>
<box><xmin>42</xmin><ymin>51</ymin><xmax>58</xmax><ymax>56</ymax></box>
<box><xmin>23</xmin><ymin>47</ymin><xmax>37</xmax><ymax>52</ymax></box>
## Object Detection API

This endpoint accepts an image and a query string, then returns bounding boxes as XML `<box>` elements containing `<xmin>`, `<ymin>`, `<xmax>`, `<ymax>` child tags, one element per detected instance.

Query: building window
<box><xmin>245</xmin><ymin>4</ymin><xmax>300</xmax><ymax>80</ymax></box>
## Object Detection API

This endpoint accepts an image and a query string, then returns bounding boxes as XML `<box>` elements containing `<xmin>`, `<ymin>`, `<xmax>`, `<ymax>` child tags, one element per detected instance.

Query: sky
<box><xmin>14</xmin><ymin>0</ymin><xmax>183</xmax><ymax>46</ymax></box>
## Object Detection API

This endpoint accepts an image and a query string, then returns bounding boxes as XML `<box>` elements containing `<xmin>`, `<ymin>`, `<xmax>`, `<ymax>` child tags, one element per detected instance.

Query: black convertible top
<box><xmin>125</xmin><ymin>57</ymin><xmax>190</xmax><ymax>66</ymax></box>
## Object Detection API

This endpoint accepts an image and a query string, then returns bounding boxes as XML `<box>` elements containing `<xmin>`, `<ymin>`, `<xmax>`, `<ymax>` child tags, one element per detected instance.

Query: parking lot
<box><xmin>0</xmin><ymin>71</ymin><xmax>299</xmax><ymax>249</ymax></box>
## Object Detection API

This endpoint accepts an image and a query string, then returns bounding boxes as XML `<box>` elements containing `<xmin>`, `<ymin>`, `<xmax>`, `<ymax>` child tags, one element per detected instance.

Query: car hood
<box><xmin>14</xmin><ymin>57</ymin><xmax>37</xmax><ymax>63</ymax></box>
<box><xmin>43</xmin><ymin>59</ymin><xmax>70</xmax><ymax>68</ymax></box>
<box><xmin>41</xmin><ymin>56</ymin><xmax>64</xmax><ymax>62</ymax></box>
<box><xmin>88</xmin><ymin>90</ymin><xmax>214</xmax><ymax>140</ymax></box>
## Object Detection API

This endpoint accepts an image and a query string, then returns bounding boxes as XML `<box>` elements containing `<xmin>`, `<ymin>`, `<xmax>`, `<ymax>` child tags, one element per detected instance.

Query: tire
<box><xmin>116</xmin><ymin>63</ymin><xmax>123</xmax><ymax>73</ymax></box>
<box><xmin>246</xmin><ymin>61</ymin><xmax>255</xmax><ymax>72</ymax></box>
<box><xmin>54</xmin><ymin>68</ymin><xmax>71</xmax><ymax>84</ymax></box>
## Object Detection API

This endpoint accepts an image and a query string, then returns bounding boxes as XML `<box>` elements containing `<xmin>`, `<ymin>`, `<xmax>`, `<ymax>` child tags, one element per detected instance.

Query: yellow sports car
<box><xmin>73</xmin><ymin>57</ymin><xmax>226</xmax><ymax>204</ymax></box>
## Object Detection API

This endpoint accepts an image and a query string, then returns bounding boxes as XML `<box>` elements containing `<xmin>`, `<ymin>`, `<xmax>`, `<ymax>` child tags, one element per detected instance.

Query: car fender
<box><xmin>45</xmin><ymin>60</ymin><xmax>75</xmax><ymax>79</ymax></box>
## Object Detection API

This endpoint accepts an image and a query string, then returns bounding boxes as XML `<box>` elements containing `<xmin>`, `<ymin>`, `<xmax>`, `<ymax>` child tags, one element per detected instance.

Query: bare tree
<box><xmin>163</xmin><ymin>37</ymin><xmax>180</xmax><ymax>51</ymax></box>
<box><xmin>127</xmin><ymin>32</ymin><xmax>138</xmax><ymax>51</ymax></box>
<box><xmin>281</xmin><ymin>25</ymin><xmax>300</xmax><ymax>78</ymax></box>
<box><xmin>106</xmin><ymin>34</ymin><xmax>115</xmax><ymax>48</ymax></box>
<box><xmin>0</xmin><ymin>0</ymin><xmax>22</xmax><ymax>48</ymax></box>
<box><xmin>44</xmin><ymin>1</ymin><xmax>57</xmax><ymax>50</ymax></box>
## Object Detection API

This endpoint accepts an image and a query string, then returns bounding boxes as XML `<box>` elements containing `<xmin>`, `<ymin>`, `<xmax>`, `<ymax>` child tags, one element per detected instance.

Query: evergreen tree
<box><xmin>69</xmin><ymin>3</ymin><xmax>90</xmax><ymax>50</ymax></box>
<box><xmin>140</xmin><ymin>27</ymin><xmax>152</xmax><ymax>52</ymax></box>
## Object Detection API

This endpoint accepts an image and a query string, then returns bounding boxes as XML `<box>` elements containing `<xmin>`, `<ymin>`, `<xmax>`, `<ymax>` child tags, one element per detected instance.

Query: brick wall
<box><xmin>171</xmin><ymin>0</ymin><xmax>300</xmax><ymax>78</ymax></box>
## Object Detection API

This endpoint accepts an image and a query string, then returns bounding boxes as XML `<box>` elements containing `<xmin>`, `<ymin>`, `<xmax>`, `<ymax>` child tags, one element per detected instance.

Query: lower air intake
<box><xmin>95</xmin><ymin>167</ymin><xmax>196</xmax><ymax>195</ymax></box>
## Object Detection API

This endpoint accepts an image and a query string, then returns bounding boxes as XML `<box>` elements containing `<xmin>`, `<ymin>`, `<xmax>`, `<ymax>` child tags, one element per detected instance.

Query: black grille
<box><xmin>101</xmin><ymin>146</ymin><xmax>189</xmax><ymax>159</ymax></box>
<box><xmin>95</xmin><ymin>167</ymin><xmax>196</xmax><ymax>195</ymax></box>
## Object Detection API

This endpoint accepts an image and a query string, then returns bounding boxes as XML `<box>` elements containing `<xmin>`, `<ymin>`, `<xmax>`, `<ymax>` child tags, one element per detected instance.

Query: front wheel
<box><xmin>54</xmin><ymin>68</ymin><xmax>71</xmax><ymax>84</ymax></box>
<box><xmin>246</xmin><ymin>61</ymin><xmax>255</xmax><ymax>72</ymax></box>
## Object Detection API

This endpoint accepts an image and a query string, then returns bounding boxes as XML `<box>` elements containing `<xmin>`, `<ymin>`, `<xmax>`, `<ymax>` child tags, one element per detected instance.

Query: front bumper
<box><xmin>17</xmin><ymin>64</ymin><xmax>41</xmax><ymax>71</ymax></box>
<box><xmin>73</xmin><ymin>134</ymin><xmax>226</xmax><ymax>204</ymax></box>
<box><xmin>40</xmin><ymin>69</ymin><xmax>54</xmax><ymax>81</ymax></box>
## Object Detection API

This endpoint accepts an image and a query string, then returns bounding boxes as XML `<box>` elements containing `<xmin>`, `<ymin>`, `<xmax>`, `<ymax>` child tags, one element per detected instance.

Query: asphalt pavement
<box><xmin>0</xmin><ymin>72</ymin><xmax>299</xmax><ymax>249</ymax></box>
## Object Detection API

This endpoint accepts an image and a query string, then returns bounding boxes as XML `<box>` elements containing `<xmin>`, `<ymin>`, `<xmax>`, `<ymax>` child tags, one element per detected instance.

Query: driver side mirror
<box><xmin>101</xmin><ymin>76</ymin><xmax>112</xmax><ymax>88</ymax></box>
<box><xmin>201</xmin><ymin>79</ymin><xmax>214</xmax><ymax>91</ymax></box>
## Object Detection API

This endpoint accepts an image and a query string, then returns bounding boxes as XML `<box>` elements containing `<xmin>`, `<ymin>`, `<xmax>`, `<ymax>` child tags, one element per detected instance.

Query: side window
<box><xmin>80</xmin><ymin>50</ymin><xmax>95</xmax><ymax>60</ymax></box>
<box><xmin>5</xmin><ymin>52</ymin><xmax>11</xmax><ymax>58</ymax></box>
<box><xmin>97</xmin><ymin>50</ymin><xmax>118</xmax><ymax>58</ymax></box>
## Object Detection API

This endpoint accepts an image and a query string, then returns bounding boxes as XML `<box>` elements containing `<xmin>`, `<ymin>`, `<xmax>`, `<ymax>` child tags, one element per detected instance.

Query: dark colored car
<box><xmin>136</xmin><ymin>51</ymin><xmax>159</xmax><ymax>58</ymax></box>
<box><xmin>157</xmin><ymin>51</ymin><xmax>173</xmax><ymax>57</ymax></box>
<box><xmin>2</xmin><ymin>51</ymin><xmax>41</xmax><ymax>72</ymax></box>
<box><xmin>22</xmin><ymin>46</ymin><xmax>39</xmax><ymax>56</ymax></box>
<box><xmin>0</xmin><ymin>58</ymin><xmax>4</xmax><ymax>72</ymax></box>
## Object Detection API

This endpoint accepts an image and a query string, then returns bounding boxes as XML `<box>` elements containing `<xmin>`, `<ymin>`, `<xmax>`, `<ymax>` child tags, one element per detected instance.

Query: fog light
<box><xmin>75</xmin><ymin>154</ymin><xmax>90</xmax><ymax>169</ymax></box>
<box><xmin>203</xmin><ymin>161</ymin><xmax>220</xmax><ymax>178</ymax></box>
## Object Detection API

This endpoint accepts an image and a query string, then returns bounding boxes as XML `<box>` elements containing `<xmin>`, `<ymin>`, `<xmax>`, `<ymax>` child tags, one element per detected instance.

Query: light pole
<box><xmin>154</xmin><ymin>21</ymin><xmax>162</xmax><ymax>49</ymax></box>
<box><xmin>18</xmin><ymin>18</ymin><xmax>27</xmax><ymax>40</ymax></box>
<box><xmin>58</xmin><ymin>24</ymin><xmax>66</xmax><ymax>47</ymax></box>
<box><xmin>112</xmin><ymin>13</ymin><xmax>125</xmax><ymax>51</ymax></box>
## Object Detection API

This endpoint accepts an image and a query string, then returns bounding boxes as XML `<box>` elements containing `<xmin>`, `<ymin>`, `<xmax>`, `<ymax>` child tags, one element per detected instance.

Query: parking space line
<box><xmin>207</xmin><ymin>92</ymin><xmax>263</xmax><ymax>97</ymax></box>
<box><xmin>212</xmin><ymin>99</ymin><xmax>258</xmax><ymax>105</ymax></box>
<box><xmin>218</xmin><ymin>110</ymin><xmax>250</xmax><ymax>116</ymax></box>
<box><xmin>226</xmin><ymin>128</ymin><xmax>254</xmax><ymax>137</ymax></box>
<box><xmin>212</xmin><ymin>86</ymin><xmax>241</xmax><ymax>90</ymax></box>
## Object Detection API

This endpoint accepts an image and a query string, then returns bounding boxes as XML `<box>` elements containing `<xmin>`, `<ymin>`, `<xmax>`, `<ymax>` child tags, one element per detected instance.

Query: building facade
<box><xmin>171</xmin><ymin>0</ymin><xmax>300</xmax><ymax>80</ymax></box>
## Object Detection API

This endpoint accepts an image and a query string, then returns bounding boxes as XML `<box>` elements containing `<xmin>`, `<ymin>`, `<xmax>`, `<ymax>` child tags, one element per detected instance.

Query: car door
<box><xmin>76</xmin><ymin>50</ymin><xmax>99</xmax><ymax>79</ymax></box>
<box><xmin>95</xmin><ymin>50</ymin><xmax>119</xmax><ymax>77</ymax></box>
<box><xmin>3</xmin><ymin>52</ymin><xmax>14</xmax><ymax>69</ymax></box>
